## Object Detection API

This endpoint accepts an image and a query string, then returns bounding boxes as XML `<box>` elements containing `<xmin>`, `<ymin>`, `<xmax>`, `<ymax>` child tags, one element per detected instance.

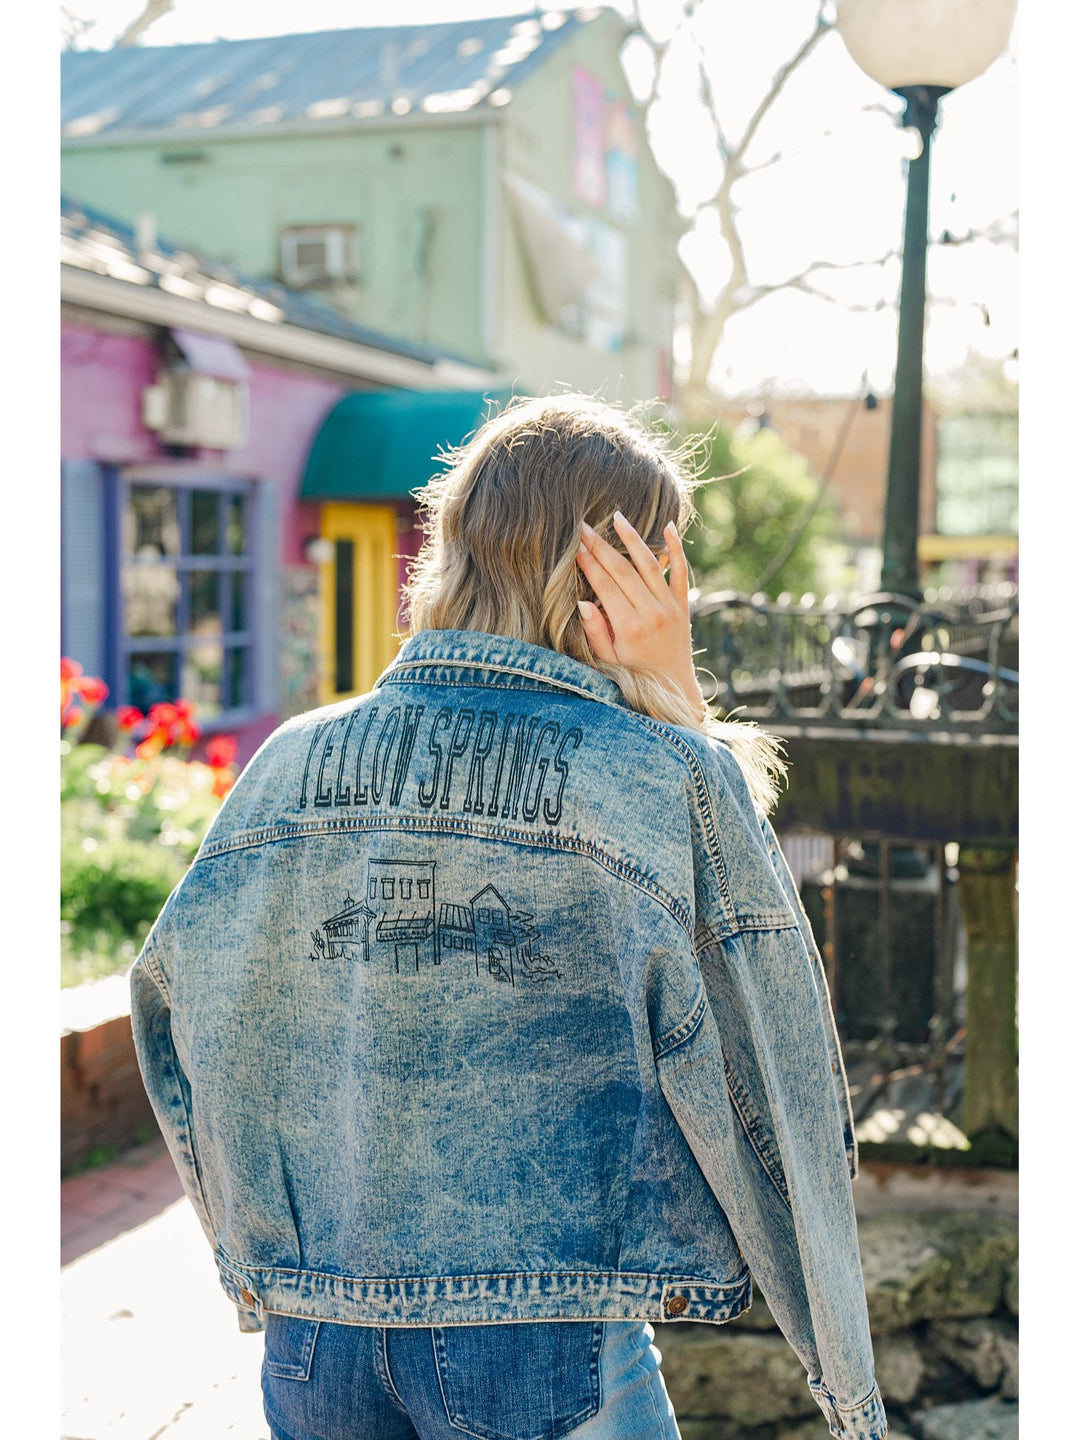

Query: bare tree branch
<box><xmin>115</xmin><ymin>0</ymin><xmax>174</xmax><ymax>48</ymax></box>
<box><xmin>730</xmin><ymin>15</ymin><xmax>832</xmax><ymax>167</ymax></box>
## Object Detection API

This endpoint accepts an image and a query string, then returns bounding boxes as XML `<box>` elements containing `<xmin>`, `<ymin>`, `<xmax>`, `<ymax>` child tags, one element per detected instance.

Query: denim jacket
<box><xmin>130</xmin><ymin>629</ymin><xmax>887</xmax><ymax>1440</ymax></box>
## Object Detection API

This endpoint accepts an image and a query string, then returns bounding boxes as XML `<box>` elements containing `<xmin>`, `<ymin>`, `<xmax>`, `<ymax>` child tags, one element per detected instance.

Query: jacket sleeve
<box><xmin>758</xmin><ymin>816</ymin><xmax>859</xmax><ymax>1181</ymax></box>
<box><xmin>129</xmin><ymin>942</ymin><xmax>264</xmax><ymax>1335</ymax></box>
<box><xmin>655</xmin><ymin>742</ymin><xmax>886</xmax><ymax>1440</ymax></box>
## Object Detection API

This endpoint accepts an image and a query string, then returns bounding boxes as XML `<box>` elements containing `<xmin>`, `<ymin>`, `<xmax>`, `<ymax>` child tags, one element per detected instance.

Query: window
<box><xmin>418</xmin><ymin>879</ymin><xmax>431</xmax><ymax>899</ymax></box>
<box><xmin>936</xmin><ymin>414</ymin><xmax>1019</xmax><ymax>537</ymax></box>
<box><xmin>382</xmin><ymin>879</ymin><xmax>396</xmax><ymax>900</ymax></box>
<box><xmin>61</xmin><ymin>463</ymin><xmax>276</xmax><ymax>727</ymax></box>
<box><xmin>280</xmin><ymin>226</ymin><xmax>357</xmax><ymax>288</ymax></box>
<box><xmin>118</xmin><ymin>476</ymin><xmax>257</xmax><ymax>719</ymax></box>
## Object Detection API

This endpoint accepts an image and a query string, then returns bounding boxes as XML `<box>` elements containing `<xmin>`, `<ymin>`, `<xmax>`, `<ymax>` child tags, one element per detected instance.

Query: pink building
<box><xmin>61</xmin><ymin>199</ymin><xmax>501</xmax><ymax>761</ymax></box>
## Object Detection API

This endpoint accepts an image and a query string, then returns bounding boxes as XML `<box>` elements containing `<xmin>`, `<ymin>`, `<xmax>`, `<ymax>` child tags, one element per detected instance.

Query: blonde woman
<box><xmin>131</xmin><ymin>395</ymin><xmax>886</xmax><ymax>1440</ymax></box>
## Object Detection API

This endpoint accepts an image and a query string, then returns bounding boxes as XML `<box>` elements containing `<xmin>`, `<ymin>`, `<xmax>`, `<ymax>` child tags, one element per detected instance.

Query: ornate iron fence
<box><xmin>690</xmin><ymin>582</ymin><xmax>1018</xmax><ymax>734</ymax></box>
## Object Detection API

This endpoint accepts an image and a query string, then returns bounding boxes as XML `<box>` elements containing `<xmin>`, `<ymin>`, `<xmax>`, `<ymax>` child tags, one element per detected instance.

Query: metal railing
<box><xmin>690</xmin><ymin>582</ymin><xmax>1018</xmax><ymax>735</ymax></box>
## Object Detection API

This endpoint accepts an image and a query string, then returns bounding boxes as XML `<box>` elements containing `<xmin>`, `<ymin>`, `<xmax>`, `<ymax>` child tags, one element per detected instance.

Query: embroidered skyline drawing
<box><xmin>308</xmin><ymin>859</ymin><xmax>562</xmax><ymax>985</ymax></box>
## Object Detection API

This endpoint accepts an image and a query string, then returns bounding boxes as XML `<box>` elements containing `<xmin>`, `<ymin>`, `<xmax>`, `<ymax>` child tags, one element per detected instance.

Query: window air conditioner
<box><xmin>280</xmin><ymin>226</ymin><xmax>356</xmax><ymax>288</ymax></box>
<box><xmin>142</xmin><ymin>370</ymin><xmax>248</xmax><ymax>449</ymax></box>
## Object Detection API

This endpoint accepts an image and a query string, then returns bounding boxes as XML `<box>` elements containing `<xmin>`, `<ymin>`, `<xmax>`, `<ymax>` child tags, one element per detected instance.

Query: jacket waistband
<box><xmin>217</xmin><ymin>1254</ymin><xmax>752</xmax><ymax>1328</ymax></box>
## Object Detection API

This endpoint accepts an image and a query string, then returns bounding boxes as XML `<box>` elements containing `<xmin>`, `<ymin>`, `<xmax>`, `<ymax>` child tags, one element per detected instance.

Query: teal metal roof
<box><xmin>61</xmin><ymin>12</ymin><xmax>596</xmax><ymax>141</ymax></box>
<box><xmin>301</xmin><ymin>388</ymin><xmax>518</xmax><ymax>500</ymax></box>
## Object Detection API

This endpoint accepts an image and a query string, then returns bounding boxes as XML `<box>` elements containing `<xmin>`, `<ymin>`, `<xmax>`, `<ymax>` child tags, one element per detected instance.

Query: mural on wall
<box><xmin>571</xmin><ymin>65</ymin><xmax>607</xmax><ymax>209</ymax></box>
<box><xmin>604</xmin><ymin>99</ymin><xmax>639</xmax><ymax>223</ymax></box>
<box><xmin>571</xmin><ymin>65</ymin><xmax>640</xmax><ymax>224</ymax></box>
<box><xmin>280</xmin><ymin>565</ymin><xmax>321</xmax><ymax>720</ymax></box>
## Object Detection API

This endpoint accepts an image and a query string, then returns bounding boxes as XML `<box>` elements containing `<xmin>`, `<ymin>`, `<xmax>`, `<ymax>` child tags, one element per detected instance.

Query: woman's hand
<box><xmin>576</xmin><ymin>513</ymin><xmax>705</xmax><ymax>715</ymax></box>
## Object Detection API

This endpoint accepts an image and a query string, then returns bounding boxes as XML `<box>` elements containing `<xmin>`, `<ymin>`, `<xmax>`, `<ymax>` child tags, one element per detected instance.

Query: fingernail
<box><xmin>581</xmin><ymin>520</ymin><xmax>596</xmax><ymax>538</ymax></box>
<box><xmin>577</xmin><ymin>600</ymin><xmax>592</xmax><ymax>616</ymax></box>
<box><xmin>613</xmin><ymin>510</ymin><xmax>626</xmax><ymax>526</ymax></box>
<box><xmin>577</xmin><ymin>543</ymin><xmax>589</xmax><ymax>558</ymax></box>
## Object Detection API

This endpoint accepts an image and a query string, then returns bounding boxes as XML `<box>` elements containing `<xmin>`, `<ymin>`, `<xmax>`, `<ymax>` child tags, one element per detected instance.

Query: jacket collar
<box><xmin>376</xmin><ymin>629</ymin><xmax>627</xmax><ymax>709</ymax></box>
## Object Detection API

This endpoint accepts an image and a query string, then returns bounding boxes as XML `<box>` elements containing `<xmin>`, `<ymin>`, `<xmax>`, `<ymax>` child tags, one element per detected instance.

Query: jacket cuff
<box><xmin>236</xmin><ymin>1304</ymin><xmax>265</xmax><ymax>1334</ymax></box>
<box><xmin>809</xmin><ymin>1379</ymin><xmax>888</xmax><ymax>1440</ymax></box>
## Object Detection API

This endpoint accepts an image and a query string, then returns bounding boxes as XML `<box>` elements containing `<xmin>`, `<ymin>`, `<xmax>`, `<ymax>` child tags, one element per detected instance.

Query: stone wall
<box><xmin>658</xmin><ymin>1209</ymin><xmax>1018</xmax><ymax>1440</ymax></box>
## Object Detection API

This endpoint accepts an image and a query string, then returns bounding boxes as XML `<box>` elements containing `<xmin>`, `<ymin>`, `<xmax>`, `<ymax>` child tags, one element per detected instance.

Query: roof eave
<box><xmin>60</xmin><ymin>263</ymin><xmax>502</xmax><ymax>391</ymax></box>
<box><xmin>61</xmin><ymin>105</ymin><xmax>502</xmax><ymax>149</ymax></box>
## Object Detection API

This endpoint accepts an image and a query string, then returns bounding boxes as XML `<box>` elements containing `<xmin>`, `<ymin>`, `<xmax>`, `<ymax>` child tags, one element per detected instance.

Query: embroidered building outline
<box><xmin>309</xmin><ymin>862</ymin><xmax>562</xmax><ymax>985</ymax></box>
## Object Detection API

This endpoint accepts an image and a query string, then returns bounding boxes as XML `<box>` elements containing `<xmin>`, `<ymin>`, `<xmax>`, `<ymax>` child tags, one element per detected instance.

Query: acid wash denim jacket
<box><xmin>130</xmin><ymin>629</ymin><xmax>887</xmax><ymax>1440</ymax></box>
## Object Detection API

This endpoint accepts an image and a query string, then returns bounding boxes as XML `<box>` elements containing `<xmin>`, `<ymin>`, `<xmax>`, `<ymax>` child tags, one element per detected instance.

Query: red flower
<box><xmin>211</xmin><ymin>770</ymin><xmax>235</xmax><ymax>798</ymax></box>
<box><xmin>115</xmin><ymin>706</ymin><xmax>144</xmax><ymax>732</ymax></box>
<box><xmin>173</xmin><ymin>699</ymin><xmax>194</xmax><ymax>720</ymax></box>
<box><xmin>205</xmin><ymin>735</ymin><xmax>238</xmax><ymax>769</ymax></box>
<box><xmin>176</xmin><ymin>720</ymin><xmax>202</xmax><ymax>747</ymax></box>
<box><xmin>77</xmin><ymin>676</ymin><xmax>109</xmax><ymax>707</ymax></box>
<box><xmin>61</xmin><ymin>702</ymin><xmax>83</xmax><ymax>729</ymax></box>
<box><xmin>60</xmin><ymin>657</ymin><xmax>83</xmax><ymax>683</ymax></box>
<box><xmin>147</xmin><ymin>702</ymin><xmax>179</xmax><ymax>731</ymax></box>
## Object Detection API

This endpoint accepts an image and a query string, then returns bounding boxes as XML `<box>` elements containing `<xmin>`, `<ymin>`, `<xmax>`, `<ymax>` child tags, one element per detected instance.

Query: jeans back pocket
<box><xmin>262</xmin><ymin>1313</ymin><xmax>322</xmax><ymax>1381</ymax></box>
<box><xmin>433</xmin><ymin>1320</ymin><xmax>603</xmax><ymax>1440</ymax></box>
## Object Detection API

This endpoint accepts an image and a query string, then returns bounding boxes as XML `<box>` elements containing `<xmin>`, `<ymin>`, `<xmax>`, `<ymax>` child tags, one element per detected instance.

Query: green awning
<box><xmin>300</xmin><ymin>387</ymin><xmax>517</xmax><ymax>501</ymax></box>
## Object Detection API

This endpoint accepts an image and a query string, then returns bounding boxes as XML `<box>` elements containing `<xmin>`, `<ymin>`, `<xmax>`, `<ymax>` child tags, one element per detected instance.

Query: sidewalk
<box><xmin>61</xmin><ymin>1138</ymin><xmax>269</xmax><ymax>1440</ymax></box>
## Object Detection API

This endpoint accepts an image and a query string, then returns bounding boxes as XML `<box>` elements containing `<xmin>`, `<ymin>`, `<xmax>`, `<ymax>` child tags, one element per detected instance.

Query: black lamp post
<box><xmin>835</xmin><ymin>0</ymin><xmax>1016</xmax><ymax>599</ymax></box>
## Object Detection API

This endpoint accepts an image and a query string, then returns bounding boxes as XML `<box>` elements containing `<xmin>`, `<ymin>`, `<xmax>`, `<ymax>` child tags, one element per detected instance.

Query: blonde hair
<box><xmin>404</xmin><ymin>393</ymin><xmax>785</xmax><ymax>812</ymax></box>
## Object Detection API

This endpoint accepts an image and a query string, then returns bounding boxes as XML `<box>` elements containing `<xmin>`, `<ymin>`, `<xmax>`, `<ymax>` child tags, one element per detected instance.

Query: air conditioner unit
<box><xmin>142</xmin><ymin>370</ymin><xmax>248</xmax><ymax>449</ymax></box>
<box><xmin>280</xmin><ymin>226</ymin><xmax>356</xmax><ymax>288</ymax></box>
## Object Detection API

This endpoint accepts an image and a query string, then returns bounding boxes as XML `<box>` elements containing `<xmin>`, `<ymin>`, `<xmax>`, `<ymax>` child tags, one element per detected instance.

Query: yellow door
<box><xmin>318</xmin><ymin>503</ymin><xmax>401</xmax><ymax>705</ymax></box>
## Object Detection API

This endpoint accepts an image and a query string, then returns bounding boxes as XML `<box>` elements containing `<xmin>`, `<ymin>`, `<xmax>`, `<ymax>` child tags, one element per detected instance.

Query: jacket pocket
<box><xmin>262</xmin><ymin>1314</ymin><xmax>321</xmax><ymax>1381</ymax></box>
<box><xmin>432</xmin><ymin>1321</ymin><xmax>604</xmax><ymax>1440</ymax></box>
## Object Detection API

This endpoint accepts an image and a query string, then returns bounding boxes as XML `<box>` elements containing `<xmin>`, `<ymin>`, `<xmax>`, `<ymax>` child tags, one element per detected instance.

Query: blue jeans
<box><xmin>262</xmin><ymin>1316</ymin><xmax>683</xmax><ymax>1440</ymax></box>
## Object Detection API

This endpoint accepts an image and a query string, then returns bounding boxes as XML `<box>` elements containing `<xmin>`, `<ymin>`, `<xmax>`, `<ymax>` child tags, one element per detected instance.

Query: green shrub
<box><xmin>61</xmin><ymin>833</ymin><xmax>184</xmax><ymax>937</ymax></box>
<box><xmin>60</xmin><ymin>742</ymin><xmax>229</xmax><ymax>987</ymax></box>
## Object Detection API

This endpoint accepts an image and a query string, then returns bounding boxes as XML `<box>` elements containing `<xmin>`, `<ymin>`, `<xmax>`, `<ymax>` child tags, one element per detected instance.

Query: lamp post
<box><xmin>835</xmin><ymin>0</ymin><xmax>1016</xmax><ymax>598</ymax></box>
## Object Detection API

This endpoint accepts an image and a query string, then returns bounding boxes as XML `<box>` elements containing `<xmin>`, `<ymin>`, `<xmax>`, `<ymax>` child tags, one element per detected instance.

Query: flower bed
<box><xmin>60</xmin><ymin>659</ymin><xmax>237</xmax><ymax>988</ymax></box>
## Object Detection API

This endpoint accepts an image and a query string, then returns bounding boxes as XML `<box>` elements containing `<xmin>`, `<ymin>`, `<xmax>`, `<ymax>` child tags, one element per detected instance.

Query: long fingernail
<box><xmin>613</xmin><ymin>510</ymin><xmax>627</xmax><ymax>526</ymax></box>
<box><xmin>577</xmin><ymin>600</ymin><xmax>592</xmax><ymax>617</ymax></box>
<box><xmin>581</xmin><ymin>520</ymin><xmax>596</xmax><ymax>538</ymax></box>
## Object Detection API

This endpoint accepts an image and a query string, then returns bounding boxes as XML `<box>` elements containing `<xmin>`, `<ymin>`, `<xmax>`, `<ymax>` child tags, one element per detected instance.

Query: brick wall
<box><xmin>61</xmin><ymin>1014</ymin><xmax>160</xmax><ymax>1174</ymax></box>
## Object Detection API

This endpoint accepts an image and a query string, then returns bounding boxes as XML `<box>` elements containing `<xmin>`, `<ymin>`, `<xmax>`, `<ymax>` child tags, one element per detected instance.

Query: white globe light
<box><xmin>835</xmin><ymin>0</ymin><xmax>1016</xmax><ymax>90</ymax></box>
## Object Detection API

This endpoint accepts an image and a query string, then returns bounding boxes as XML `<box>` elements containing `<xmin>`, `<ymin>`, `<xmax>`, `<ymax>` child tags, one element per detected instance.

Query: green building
<box><xmin>61</xmin><ymin>8</ymin><xmax>681</xmax><ymax>402</ymax></box>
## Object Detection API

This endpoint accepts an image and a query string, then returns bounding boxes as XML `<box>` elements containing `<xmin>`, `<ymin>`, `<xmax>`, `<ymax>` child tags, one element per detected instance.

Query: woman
<box><xmin>131</xmin><ymin>394</ymin><xmax>886</xmax><ymax>1440</ymax></box>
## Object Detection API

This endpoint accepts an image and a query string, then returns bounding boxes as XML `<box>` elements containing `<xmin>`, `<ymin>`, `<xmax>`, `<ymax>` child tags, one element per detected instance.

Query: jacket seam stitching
<box><xmin>217</xmin><ymin>1256</ymin><xmax>751</xmax><ymax>1291</ymax></box>
<box><xmin>628</xmin><ymin>715</ymin><xmax>738</xmax><ymax>924</ymax></box>
<box><xmin>378</xmin><ymin>661</ymin><xmax>622</xmax><ymax>707</ymax></box>
<box><xmin>139</xmin><ymin>939</ymin><xmax>172</xmax><ymax>1003</ymax></box>
<box><xmin>194</xmin><ymin>817</ymin><xmax>696</xmax><ymax>941</ymax></box>
<box><xmin>653</xmin><ymin>989</ymin><xmax>709</xmax><ymax>1059</ymax></box>
<box><xmin>721</xmin><ymin>1055</ymin><xmax>792</xmax><ymax>1210</ymax></box>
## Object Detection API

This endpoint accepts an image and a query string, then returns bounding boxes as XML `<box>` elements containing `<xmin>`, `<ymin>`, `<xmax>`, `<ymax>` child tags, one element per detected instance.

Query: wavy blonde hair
<box><xmin>404</xmin><ymin>393</ymin><xmax>785</xmax><ymax>812</ymax></box>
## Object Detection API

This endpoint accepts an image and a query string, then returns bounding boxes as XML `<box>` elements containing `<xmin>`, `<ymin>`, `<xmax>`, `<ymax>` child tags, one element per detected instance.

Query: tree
<box><xmin>618</xmin><ymin>0</ymin><xmax>1017</xmax><ymax>417</ymax></box>
<box><xmin>680</xmin><ymin>421</ymin><xmax>850</xmax><ymax>600</ymax></box>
